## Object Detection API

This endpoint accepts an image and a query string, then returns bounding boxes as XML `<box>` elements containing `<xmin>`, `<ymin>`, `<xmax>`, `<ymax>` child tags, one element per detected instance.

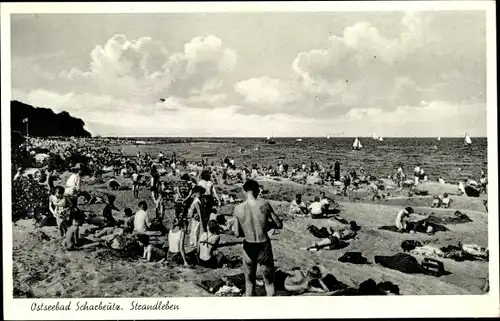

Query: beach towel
<box><xmin>464</xmin><ymin>186</ymin><xmax>480</xmax><ymax>197</ymax></box>
<box><xmin>338</xmin><ymin>252</ymin><xmax>370</xmax><ymax>264</ymax></box>
<box><xmin>307</xmin><ymin>225</ymin><xmax>331</xmax><ymax>239</ymax></box>
<box><xmin>374</xmin><ymin>253</ymin><xmax>423</xmax><ymax>274</ymax></box>
<box><xmin>401</xmin><ymin>240</ymin><xmax>423</xmax><ymax>252</ymax></box>
<box><xmin>410</xmin><ymin>245</ymin><xmax>445</xmax><ymax>258</ymax></box>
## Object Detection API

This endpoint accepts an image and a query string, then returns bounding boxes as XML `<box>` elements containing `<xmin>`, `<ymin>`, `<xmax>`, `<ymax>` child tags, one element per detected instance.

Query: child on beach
<box><xmin>441</xmin><ymin>193</ymin><xmax>452</xmax><ymax>208</ymax></box>
<box><xmin>289</xmin><ymin>194</ymin><xmax>307</xmax><ymax>215</ymax></box>
<box><xmin>62</xmin><ymin>216</ymin><xmax>84</xmax><ymax>250</ymax></box>
<box><xmin>431</xmin><ymin>195</ymin><xmax>442</xmax><ymax>208</ymax></box>
<box><xmin>49</xmin><ymin>186</ymin><xmax>69</xmax><ymax>237</ymax></box>
<box><xmin>102</xmin><ymin>194</ymin><xmax>120</xmax><ymax>227</ymax></box>
<box><xmin>123</xmin><ymin>208</ymin><xmax>135</xmax><ymax>233</ymax></box>
<box><xmin>137</xmin><ymin>234</ymin><xmax>166</xmax><ymax>262</ymax></box>
<box><xmin>131</xmin><ymin>171</ymin><xmax>140</xmax><ymax>199</ymax></box>
<box><xmin>308</xmin><ymin>197</ymin><xmax>323</xmax><ymax>218</ymax></box>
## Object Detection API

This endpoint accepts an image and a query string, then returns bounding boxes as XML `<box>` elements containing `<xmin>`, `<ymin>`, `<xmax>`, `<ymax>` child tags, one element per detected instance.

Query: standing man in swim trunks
<box><xmin>232</xmin><ymin>180</ymin><xmax>283</xmax><ymax>296</ymax></box>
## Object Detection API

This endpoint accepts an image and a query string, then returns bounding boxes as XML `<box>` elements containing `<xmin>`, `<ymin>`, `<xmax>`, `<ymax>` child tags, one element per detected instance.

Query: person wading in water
<box><xmin>232</xmin><ymin>179</ymin><xmax>283</xmax><ymax>296</ymax></box>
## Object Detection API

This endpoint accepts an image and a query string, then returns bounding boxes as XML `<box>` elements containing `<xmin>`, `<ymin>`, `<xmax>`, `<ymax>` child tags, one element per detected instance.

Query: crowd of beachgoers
<box><xmin>12</xmin><ymin>136</ymin><xmax>489</xmax><ymax>296</ymax></box>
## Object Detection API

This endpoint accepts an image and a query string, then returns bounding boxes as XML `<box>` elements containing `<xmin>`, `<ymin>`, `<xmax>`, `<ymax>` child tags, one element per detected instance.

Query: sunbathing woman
<box><xmin>198</xmin><ymin>220</ymin><xmax>225</xmax><ymax>268</ymax></box>
<box><xmin>305</xmin><ymin>221</ymin><xmax>359</xmax><ymax>251</ymax></box>
<box><xmin>283</xmin><ymin>266</ymin><xmax>330</xmax><ymax>294</ymax></box>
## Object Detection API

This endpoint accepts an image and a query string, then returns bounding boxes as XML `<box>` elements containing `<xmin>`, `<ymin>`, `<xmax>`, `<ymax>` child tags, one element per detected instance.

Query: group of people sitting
<box><xmin>288</xmin><ymin>192</ymin><xmax>338</xmax><ymax>218</ymax></box>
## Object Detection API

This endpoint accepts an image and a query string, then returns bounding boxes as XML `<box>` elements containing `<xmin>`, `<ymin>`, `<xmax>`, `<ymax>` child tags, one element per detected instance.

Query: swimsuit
<box><xmin>243</xmin><ymin>239</ymin><xmax>274</xmax><ymax>267</ymax></box>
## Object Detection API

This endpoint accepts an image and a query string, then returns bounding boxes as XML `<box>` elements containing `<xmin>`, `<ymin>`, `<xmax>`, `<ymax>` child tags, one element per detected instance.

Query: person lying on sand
<box><xmin>283</xmin><ymin>266</ymin><xmax>329</xmax><ymax>294</ymax></box>
<box><xmin>289</xmin><ymin>194</ymin><xmax>308</xmax><ymax>216</ymax></box>
<box><xmin>304</xmin><ymin>221</ymin><xmax>359</xmax><ymax>251</ymax></box>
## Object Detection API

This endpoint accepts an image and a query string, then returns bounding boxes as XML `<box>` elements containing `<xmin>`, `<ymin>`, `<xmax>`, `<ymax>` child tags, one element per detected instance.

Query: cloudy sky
<box><xmin>11</xmin><ymin>11</ymin><xmax>487</xmax><ymax>137</ymax></box>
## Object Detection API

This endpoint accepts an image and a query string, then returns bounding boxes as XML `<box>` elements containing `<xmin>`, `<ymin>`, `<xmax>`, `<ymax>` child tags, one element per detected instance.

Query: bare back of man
<box><xmin>234</xmin><ymin>189</ymin><xmax>282</xmax><ymax>296</ymax></box>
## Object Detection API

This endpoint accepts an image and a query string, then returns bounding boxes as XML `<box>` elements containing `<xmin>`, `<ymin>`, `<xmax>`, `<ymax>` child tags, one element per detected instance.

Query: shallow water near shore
<box><xmin>108</xmin><ymin>137</ymin><xmax>488</xmax><ymax>184</ymax></box>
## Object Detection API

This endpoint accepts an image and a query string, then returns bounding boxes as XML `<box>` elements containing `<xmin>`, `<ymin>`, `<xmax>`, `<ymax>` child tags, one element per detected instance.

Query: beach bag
<box><xmin>401</xmin><ymin>240</ymin><xmax>423</xmax><ymax>252</ymax></box>
<box><xmin>421</xmin><ymin>258</ymin><xmax>445</xmax><ymax>277</ymax></box>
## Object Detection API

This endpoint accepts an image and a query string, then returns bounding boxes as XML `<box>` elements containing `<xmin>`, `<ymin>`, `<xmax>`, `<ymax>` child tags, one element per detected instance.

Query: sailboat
<box><xmin>372</xmin><ymin>133</ymin><xmax>378</xmax><ymax>140</ymax></box>
<box><xmin>326</xmin><ymin>135</ymin><xmax>331</xmax><ymax>140</ymax></box>
<box><xmin>437</xmin><ymin>137</ymin><xmax>441</xmax><ymax>141</ymax></box>
<box><xmin>378</xmin><ymin>136</ymin><xmax>384</xmax><ymax>141</ymax></box>
<box><xmin>267</xmin><ymin>132</ymin><xmax>276</xmax><ymax>144</ymax></box>
<box><xmin>296</xmin><ymin>138</ymin><xmax>303</xmax><ymax>142</ymax></box>
<box><xmin>464</xmin><ymin>133</ymin><xmax>472</xmax><ymax>146</ymax></box>
<box><xmin>352</xmin><ymin>137</ymin><xmax>363</xmax><ymax>150</ymax></box>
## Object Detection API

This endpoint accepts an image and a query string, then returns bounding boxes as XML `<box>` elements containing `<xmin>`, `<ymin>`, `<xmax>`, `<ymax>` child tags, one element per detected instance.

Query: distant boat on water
<box><xmin>464</xmin><ymin>133</ymin><xmax>472</xmax><ymax>146</ymax></box>
<box><xmin>373</xmin><ymin>133</ymin><xmax>378</xmax><ymax>140</ymax></box>
<box><xmin>437</xmin><ymin>137</ymin><xmax>441</xmax><ymax>141</ymax></box>
<box><xmin>326</xmin><ymin>135</ymin><xmax>331</xmax><ymax>140</ymax></box>
<box><xmin>296</xmin><ymin>138</ymin><xmax>303</xmax><ymax>142</ymax></box>
<box><xmin>378</xmin><ymin>136</ymin><xmax>384</xmax><ymax>141</ymax></box>
<box><xmin>353</xmin><ymin>137</ymin><xmax>363</xmax><ymax>150</ymax></box>
<box><xmin>266</xmin><ymin>132</ymin><xmax>276</xmax><ymax>144</ymax></box>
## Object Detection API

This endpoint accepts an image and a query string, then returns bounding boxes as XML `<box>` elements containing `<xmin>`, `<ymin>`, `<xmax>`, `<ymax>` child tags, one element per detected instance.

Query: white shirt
<box><xmin>132</xmin><ymin>173</ymin><xmax>139</xmax><ymax>182</ymax></box>
<box><xmin>320</xmin><ymin>198</ymin><xmax>330</xmax><ymax>207</ymax></box>
<box><xmin>230</xmin><ymin>159</ymin><xmax>235</xmax><ymax>165</ymax></box>
<box><xmin>134</xmin><ymin>209</ymin><xmax>150</xmax><ymax>233</ymax></box>
<box><xmin>65</xmin><ymin>173</ymin><xmax>81</xmax><ymax>196</ymax></box>
<box><xmin>395</xmin><ymin>209</ymin><xmax>409</xmax><ymax>229</ymax></box>
<box><xmin>308</xmin><ymin>202</ymin><xmax>323</xmax><ymax>215</ymax></box>
<box><xmin>414</xmin><ymin>166</ymin><xmax>420</xmax><ymax>175</ymax></box>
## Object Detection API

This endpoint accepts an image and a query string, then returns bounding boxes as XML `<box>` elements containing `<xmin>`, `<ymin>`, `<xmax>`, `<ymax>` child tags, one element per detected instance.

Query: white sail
<box><xmin>465</xmin><ymin>133</ymin><xmax>472</xmax><ymax>145</ymax></box>
<box><xmin>296</xmin><ymin>138</ymin><xmax>302</xmax><ymax>142</ymax></box>
<box><xmin>353</xmin><ymin>137</ymin><xmax>362</xmax><ymax>149</ymax></box>
<box><xmin>379</xmin><ymin>136</ymin><xmax>383</xmax><ymax>141</ymax></box>
<box><xmin>266</xmin><ymin>136</ymin><xmax>271</xmax><ymax>140</ymax></box>
<box><xmin>326</xmin><ymin>135</ymin><xmax>331</xmax><ymax>139</ymax></box>
<box><xmin>373</xmin><ymin>133</ymin><xmax>378</xmax><ymax>140</ymax></box>
<box><xmin>437</xmin><ymin>137</ymin><xmax>441</xmax><ymax>141</ymax></box>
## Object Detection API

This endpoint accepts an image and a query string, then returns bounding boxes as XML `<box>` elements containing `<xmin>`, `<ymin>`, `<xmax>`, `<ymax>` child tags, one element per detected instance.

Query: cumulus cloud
<box><xmin>59</xmin><ymin>34</ymin><xmax>236</xmax><ymax>103</ymax></box>
<box><xmin>234</xmin><ymin>77</ymin><xmax>298</xmax><ymax>106</ymax></box>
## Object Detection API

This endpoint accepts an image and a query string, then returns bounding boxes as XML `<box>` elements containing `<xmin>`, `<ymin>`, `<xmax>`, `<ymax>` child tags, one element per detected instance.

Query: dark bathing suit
<box><xmin>243</xmin><ymin>238</ymin><xmax>274</xmax><ymax>266</ymax></box>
